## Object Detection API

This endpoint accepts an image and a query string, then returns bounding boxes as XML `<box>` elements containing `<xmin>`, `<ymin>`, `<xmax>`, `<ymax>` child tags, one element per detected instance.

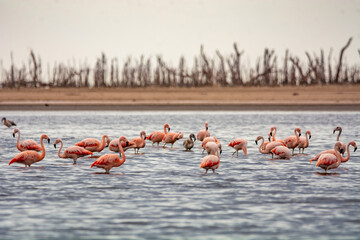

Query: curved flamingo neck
<box><xmin>15</xmin><ymin>131</ymin><xmax>21</xmax><ymax>150</ymax></box>
<box><xmin>164</xmin><ymin>124</ymin><xmax>168</xmax><ymax>134</ymax></box>
<box><xmin>341</xmin><ymin>143</ymin><xmax>352</xmax><ymax>162</ymax></box>
<box><xmin>333</xmin><ymin>145</ymin><xmax>342</xmax><ymax>165</ymax></box>
<box><xmin>294</xmin><ymin>129</ymin><xmax>300</xmax><ymax>144</ymax></box>
<box><xmin>99</xmin><ymin>135</ymin><xmax>108</xmax><ymax>151</ymax></box>
<box><xmin>57</xmin><ymin>140</ymin><xmax>66</xmax><ymax>158</ymax></box>
<box><xmin>336</xmin><ymin>129</ymin><xmax>342</xmax><ymax>141</ymax></box>
<box><xmin>272</xmin><ymin>128</ymin><xmax>277</xmax><ymax>141</ymax></box>
<box><xmin>305</xmin><ymin>132</ymin><xmax>310</xmax><ymax>145</ymax></box>
<box><xmin>118</xmin><ymin>139</ymin><xmax>126</xmax><ymax>164</ymax></box>
<box><xmin>258</xmin><ymin>137</ymin><xmax>266</xmax><ymax>153</ymax></box>
<box><xmin>39</xmin><ymin>136</ymin><xmax>47</xmax><ymax>160</ymax></box>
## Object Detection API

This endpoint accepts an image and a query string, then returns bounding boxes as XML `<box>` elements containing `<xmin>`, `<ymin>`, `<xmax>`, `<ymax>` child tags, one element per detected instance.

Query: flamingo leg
<box><xmin>212</xmin><ymin>169</ymin><xmax>215</xmax><ymax>173</ymax></box>
<box><xmin>171</xmin><ymin>143</ymin><xmax>174</xmax><ymax>148</ymax></box>
<box><xmin>73</xmin><ymin>159</ymin><xmax>77</xmax><ymax>165</ymax></box>
<box><xmin>232</xmin><ymin>151</ymin><xmax>236</xmax><ymax>156</ymax></box>
<box><xmin>152</xmin><ymin>142</ymin><xmax>155</xmax><ymax>146</ymax></box>
<box><xmin>237</xmin><ymin>151</ymin><xmax>239</xmax><ymax>157</ymax></box>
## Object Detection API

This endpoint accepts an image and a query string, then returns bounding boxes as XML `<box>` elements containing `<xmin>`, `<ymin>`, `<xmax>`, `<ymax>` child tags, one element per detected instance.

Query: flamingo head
<box><xmin>255</xmin><ymin>136</ymin><xmax>263</xmax><ymax>145</ymax></box>
<box><xmin>53</xmin><ymin>138</ymin><xmax>62</xmax><ymax>148</ymax></box>
<box><xmin>306</xmin><ymin>130</ymin><xmax>312</xmax><ymax>139</ymax></box>
<box><xmin>164</xmin><ymin>123</ymin><xmax>170</xmax><ymax>132</ymax></box>
<box><xmin>295</xmin><ymin>127</ymin><xmax>301</xmax><ymax>136</ymax></box>
<box><xmin>190</xmin><ymin>133</ymin><xmax>196</xmax><ymax>142</ymax></box>
<box><xmin>205</xmin><ymin>121</ymin><xmax>209</xmax><ymax>130</ymax></box>
<box><xmin>41</xmin><ymin>134</ymin><xmax>51</xmax><ymax>144</ymax></box>
<box><xmin>349</xmin><ymin>141</ymin><xmax>357</xmax><ymax>152</ymax></box>
<box><xmin>1</xmin><ymin>117</ymin><xmax>5</xmax><ymax>122</ymax></box>
<box><xmin>333</xmin><ymin>126</ymin><xmax>342</xmax><ymax>134</ymax></box>
<box><xmin>140</xmin><ymin>131</ymin><xmax>147</xmax><ymax>140</ymax></box>
<box><xmin>13</xmin><ymin>128</ymin><xmax>19</xmax><ymax>137</ymax></box>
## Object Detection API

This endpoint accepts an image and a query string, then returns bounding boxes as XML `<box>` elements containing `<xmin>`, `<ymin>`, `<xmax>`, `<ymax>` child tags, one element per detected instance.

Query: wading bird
<box><xmin>2</xmin><ymin>117</ymin><xmax>16</xmax><ymax>128</ymax></box>
<box><xmin>9</xmin><ymin>134</ymin><xmax>50</xmax><ymax>167</ymax></box>
<box><xmin>228</xmin><ymin>138</ymin><xmax>248</xmax><ymax>156</ymax></box>
<box><xmin>197</xmin><ymin>121</ymin><xmax>210</xmax><ymax>141</ymax></box>
<box><xmin>75</xmin><ymin>134</ymin><xmax>111</xmax><ymax>153</ymax></box>
<box><xmin>13</xmin><ymin>128</ymin><xmax>42</xmax><ymax>152</ymax></box>
<box><xmin>183</xmin><ymin>133</ymin><xmax>196</xmax><ymax>151</ymax></box>
<box><xmin>298</xmin><ymin>130</ymin><xmax>311</xmax><ymax>154</ymax></box>
<box><xmin>53</xmin><ymin>138</ymin><xmax>93</xmax><ymax>164</ymax></box>
<box><xmin>284</xmin><ymin>127</ymin><xmax>302</xmax><ymax>155</ymax></box>
<box><xmin>147</xmin><ymin>123</ymin><xmax>170</xmax><ymax>146</ymax></box>
<box><xmin>131</xmin><ymin>131</ymin><xmax>147</xmax><ymax>153</ymax></box>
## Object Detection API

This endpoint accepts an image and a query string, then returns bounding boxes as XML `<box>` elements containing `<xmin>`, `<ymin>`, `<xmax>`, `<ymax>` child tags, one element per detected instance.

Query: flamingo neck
<box><xmin>39</xmin><ymin>136</ymin><xmax>46</xmax><ymax>160</ymax></box>
<box><xmin>99</xmin><ymin>135</ymin><xmax>108</xmax><ymax>151</ymax></box>
<box><xmin>272</xmin><ymin>128</ymin><xmax>277</xmax><ymax>141</ymax></box>
<box><xmin>164</xmin><ymin>125</ymin><xmax>168</xmax><ymax>134</ymax></box>
<box><xmin>118</xmin><ymin>142</ymin><xmax>126</xmax><ymax>164</ymax></box>
<box><xmin>336</xmin><ymin>129</ymin><xmax>342</xmax><ymax>141</ymax></box>
<box><xmin>295</xmin><ymin>129</ymin><xmax>300</xmax><ymax>144</ymax></box>
<box><xmin>16</xmin><ymin>131</ymin><xmax>21</xmax><ymax>149</ymax></box>
<box><xmin>341</xmin><ymin>143</ymin><xmax>351</xmax><ymax>162</ymax></box>
<box><xmin>57</xmin><ymin>141</ymin><xmax>65</xmax><ymax>158</ymax></box>
<box><xmin>333</xmin><ymin>145</ymin><xmax>342</xmax><ymax>165</ymax></box>
<box><xmin>258</xmin><ymin>137</ymin><xmax>266</xmax><ymax>153</ymax></box>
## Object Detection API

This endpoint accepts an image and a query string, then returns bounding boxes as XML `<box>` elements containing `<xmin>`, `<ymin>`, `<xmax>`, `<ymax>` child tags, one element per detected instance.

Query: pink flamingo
<box><xmin>200</xmin><ymin>143</ymin><xmax>220</xmax><ymax>173</ymax></box>
<box><xmin>255</xmin><ymin>135</ymin><xmax>285</xmax><ymax>159</ymax></box>
<box><xmin>53</xmin><ymin>138</ymin><xmax>93</xmax><ymax>164</ymax></box>
<box><xmin>204</xmin><ymin>141</ymin><xmax>221</xmax><ymax>155</ymax></box>
<box><xmin>284</xmin><ymin>127</ymin><xmax>302</xmax><ymax>155</ymax></box>
<box><xmin>314</xmin><ymin>142</ymin><xmax>346</xmax><ymax>173</ymax></box>
<box><xmin>75</xmin><ymin>134</ymin><xmax>111</xmax><ymax>153</ymax></box>
<box><xmin>271</xmin><ymin>146</ymin><xmax>292</xmax><ymax>159</ymax></box>
<box><xmin>162</xmin><ymin>129</ymin><xmax>183</xmax><ymax>148</ymax></box>
<box><xmin>183</xmin><ymin>133</ymin><xmax>196</xmax><ymax>151</ymax></box>
<box><xmin>269</xmin><ymin>126</ymin><xmax>285</xmax><ymax>145</ymax></box>
<box><xmin>333</xmin><ymin>126</ymin><xmax>346</xmax><ymax>155</ymax></box>
<box><xmin>202</xmin><ymin>136</ymin><xmax>222</xmax><ymax>154</ymax></box>
<box><xmin>131</xmin><ymin>131</ymin><xmax>147</xmax><ymax>153</ymax></box>
<box><xmin>109</xmin><ymin>136</ymin><xmax>136</xmax><ymax>153</ymax></box>
<box><xmin>197</xmin><ymin>121</ymin><xmax>210</xmax><ymax>141</ymax></box>
<box><xmin>9</xmin><ymin>134</ymin><xmax>50</xmax><ymax>167</ymax></box>
<box><xmin>298</xmin><ymin>130</ymin><xmax>312</xmax><ymax>154</ymax></box>
<box><xmin>13</xmin><ymin>128</ymin><xmax>42</xmax><ymax>152</ymax></box>
<box><xmin>147</xmin><ymin>123</ymin><xmax>170</xmax><ymax>146</ymax></box>
<box><xmin>228</xmin><ymin>138</ymin><xmax>248</xmax><ymax>156</ymax></box>
<box><xmin>90</xmin><ymin>138</ymin><xmax>128</xmax><ymax>174</ymax></box>
<box><xmin>310</xmin><ymin>141</ymin><xmax>357</xmax><ymax>164</ymax></box>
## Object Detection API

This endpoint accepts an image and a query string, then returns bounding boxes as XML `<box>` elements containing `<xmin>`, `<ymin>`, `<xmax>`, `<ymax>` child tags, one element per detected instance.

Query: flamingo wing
<box><xmin>91</xmin><ymin>154</ymin><xmax>119</xmax><ymax>168</ymax></box>
<box><xmin>200</xmin><ymin>155</ymin><xmax>220</xmax><ymax>168</ymax></box>
<box><xmin>316</xmin><ymin>153</ymin><xmax>338</xmax><ymax>167</ymax></box>
<box><xmin>21</xmin><ymin>140</ymin><xmax>41</xmax><ymax>151</ymax></box>
<box><xmin>66</xmin><ymin>146</ymin><xmax>93</xmax><ymax>156</ymax></box>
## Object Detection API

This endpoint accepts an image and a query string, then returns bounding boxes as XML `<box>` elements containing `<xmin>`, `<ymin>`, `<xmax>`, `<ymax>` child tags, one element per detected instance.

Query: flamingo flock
<box><xmin>3</xmin><ymin>119</ymin><xmax>357</xmax><ymax>174</ymax></box>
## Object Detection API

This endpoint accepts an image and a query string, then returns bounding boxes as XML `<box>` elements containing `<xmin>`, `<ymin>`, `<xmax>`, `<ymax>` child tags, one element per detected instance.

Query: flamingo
<box><xmin>75</xmin><ymin>134</ymin><xmax>111</xmax><ymax>153</ymax></box>
<box><xmin>53</xmin><ymin>138</ymin><xmax>93</xmax><ymax>164</ymax></box>
<box><xmin>197</xmin><ymin>121</ymin><xmax>210</xmax><ymax>141</ymax></box>
<box><xmin>90</xmin><ymin>138</ymin><xmax>128</xmax><ymax>174</ymax></box>
<box><xmin>204</xmin><ymin>141</ymin><xmax>220</xmax><ymax>155</ymax></box>
<box><xmin>269</xmin><ymin>126</ymin><xmax>285</xmax><ymax>144</ymax></box>
<box><xmin>261</xmin><ymin>133</ymin><xmax>271</xmax><ymax>151</ymax></box>
<box><xmin>147</xmin><ymin>123</ymin><xmax>170</xmax><ymax>146</ymax></box>
<box><xmin>228</xmin><ymin>138</ymin><xmax>248</xmax><ymax>156</ymax></box>
<box><xmin>109</xmin><ymin>136</ymin><xmax>136</xmax><ymax>153</ymax></box>
<box><xmin>2</xmin><ymin>117</ymin><xmax>16</xmax><ymax>128</ymax></box>
<box><xmin>202</xmin><ymin>136</ymin><xmax>222</xmax><ymax>154</ymax></box>
<box><xmin>13</xmin><ymin>128</ymin><xmax>42</xmax><ymax>152</ymax></box>
<box><xmin>310</xmin><ymin>141</ymin><xmax>357</xmax><ymax>164</ymax></box>
<box><xmin>333</xmin><ymin>126</ymin><xmax>346</xmax><ymax>155</ymax></box>
<box><xmin>298</xmin><ymin>130</ymin><xmax>311</xmax><ymax>154</ymax></box>
<box><xmin>131</xmin><ymin>131</ymin><xmax>147</xmax><ymax>153</ymax></box>
<box><xmin>271</xmin><ymin>146</ymin><xmax>292</xmax><ymax>159</ymax></box>
<box><xmin>314</xmin><ymin>142</ymin><xmax>346</xmax><ymax>173</ymax></box>
<box><xmin>200</xmin><ymin>143</ymin><xmax>220</xmax><ymax>173</ymax></box>
<box><xmin>9</xmin><ymin>134</ymin><xmax>50</xmax><ymax>167</ymax></box>
<box><xmin>284</xmin><ymin>127</ymin><xmax>302</xmax><ymax>155</ymax></box>
<box><xmin>183</xmin><ymin>133</ymin><xmax>196</xmax><ymax>151</ymax></box>
<box><xmin>255</xmin><ymin>136</ymin><xmax>285</xmax><ymax>158</ymax></box>
<box><xmin>163</xmin><ymin>129</ymin><xmax>183</xmax><ymax>148</ymax></box>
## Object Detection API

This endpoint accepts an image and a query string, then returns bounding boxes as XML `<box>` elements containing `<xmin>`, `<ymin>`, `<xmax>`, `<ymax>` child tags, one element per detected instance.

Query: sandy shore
<box><xmin>1</xmin><ymin>85</ymin><xmax>359</xmax><ymax>111</ymax></box>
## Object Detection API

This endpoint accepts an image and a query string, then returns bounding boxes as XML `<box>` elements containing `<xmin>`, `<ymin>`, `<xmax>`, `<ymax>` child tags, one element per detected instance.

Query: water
<box><xmin>0</xmin><ymin>111</ymin><xmax>359</xmax><ymax>240</ymax></box>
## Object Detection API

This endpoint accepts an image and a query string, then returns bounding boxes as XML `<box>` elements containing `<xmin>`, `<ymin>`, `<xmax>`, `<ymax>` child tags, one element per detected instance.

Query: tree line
<box><xmin>1</xmin><ymin>37</ymin><xmax>358</xmax><ymax>88</ymax></box>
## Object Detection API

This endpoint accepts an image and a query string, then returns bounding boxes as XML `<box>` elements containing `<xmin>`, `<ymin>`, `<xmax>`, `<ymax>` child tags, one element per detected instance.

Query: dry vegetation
<box><xmin>1</xmin><ymin>38</ymin><xmax>359</xmax><ymax>88</ymax></box>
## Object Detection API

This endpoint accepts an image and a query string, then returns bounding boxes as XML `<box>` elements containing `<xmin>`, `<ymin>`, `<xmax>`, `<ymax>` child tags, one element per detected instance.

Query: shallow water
<box><xmin>0</xmin><ymin>111</ymin><xmax>359</xmax><ymax>240</ymax></box>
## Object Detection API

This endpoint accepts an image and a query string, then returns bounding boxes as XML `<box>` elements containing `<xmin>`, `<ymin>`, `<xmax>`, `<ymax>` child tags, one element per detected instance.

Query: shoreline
<box><xmin>1</xmin><ymin>85</ymin><xmax>359</xmax><ymax>111</ymax></box>
<box><xmin>1</xmin><ymin>102</ymin><xmax>359</xmax><ymax>111</ymax></box>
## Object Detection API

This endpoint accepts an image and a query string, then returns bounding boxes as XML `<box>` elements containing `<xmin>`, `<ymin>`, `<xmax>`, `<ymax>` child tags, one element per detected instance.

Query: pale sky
<box><xmin>0</xmin><ymin>0</ymin><xmax>359</xmax><ymax>68</ymax></box>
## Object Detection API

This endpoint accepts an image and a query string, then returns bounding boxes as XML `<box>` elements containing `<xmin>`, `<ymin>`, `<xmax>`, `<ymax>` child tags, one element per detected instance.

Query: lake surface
<box><xmin>0</xmin><ymin>111</ymin><xmax>359</xmax><ymax>240</ymax></box>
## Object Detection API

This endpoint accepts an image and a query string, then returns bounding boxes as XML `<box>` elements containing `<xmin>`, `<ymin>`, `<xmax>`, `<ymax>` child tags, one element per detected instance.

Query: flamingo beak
<box><xmin>48</xmin><ymin>139</ymin><xmax>50</xmax><ymax>144</ymax></box>
<box><xmin>13</xmin><ymin>133</ymin><xmax>15</xmax><ymax>138</ymax></box>
<box><xmin>270</xmin><ymin>132</ymin><xmax>273</xmax><ymax>136</ymax></box>
<box><xmin>333</xmin><ymin>130</ymin><xmax>335</xmax><ymax>134</ymax></box>
<box><xmin>220</xmin><ymin>149</ymin><xmax>222</xmax><ymax>154</ymax></box>
<box><xmin>340</xmin><ymin>149</ymin><xmax>344</xmax><ymax>154</ymax></box>
<box><xmin>206</xmin><ymin>127</ymin><xmax>208</xmax><ymax>130</ymax></box>
<box><xmin>144</xmin><ymin>136</ymin><xmax>146</xmax><ymax>140</ymax></box>
<box><xmin>255</xmin><ymin>140</ymin><xmax>258</xmax><ymax>145</ymax></box>
<box><xmin>168</xmin><ymin>128</ymin><xmax>170</xmax><ymax>132</ymax></box>
<box><xmin>299</xmin><ymin>133</ymin><xmax>301</xmax><ymax>137</ymax></box>
<box><xmin>309</xmin><ymin>135</ymin><xmax>312</xmax><ymax>139</ymax></box>
<box><xmin>354</xmin><ymin>147</ymin><xmax>357</xmax><ymax>152</ymax></box>
<box><xmin>54</xmin><ymin>144</ymin><xmax>57</xmax><ymax>149</ymax></box>
<box><xmin>268</xmin><ymin>137</ymin><xmax>270</xmax><ymax>141</ymax></box>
